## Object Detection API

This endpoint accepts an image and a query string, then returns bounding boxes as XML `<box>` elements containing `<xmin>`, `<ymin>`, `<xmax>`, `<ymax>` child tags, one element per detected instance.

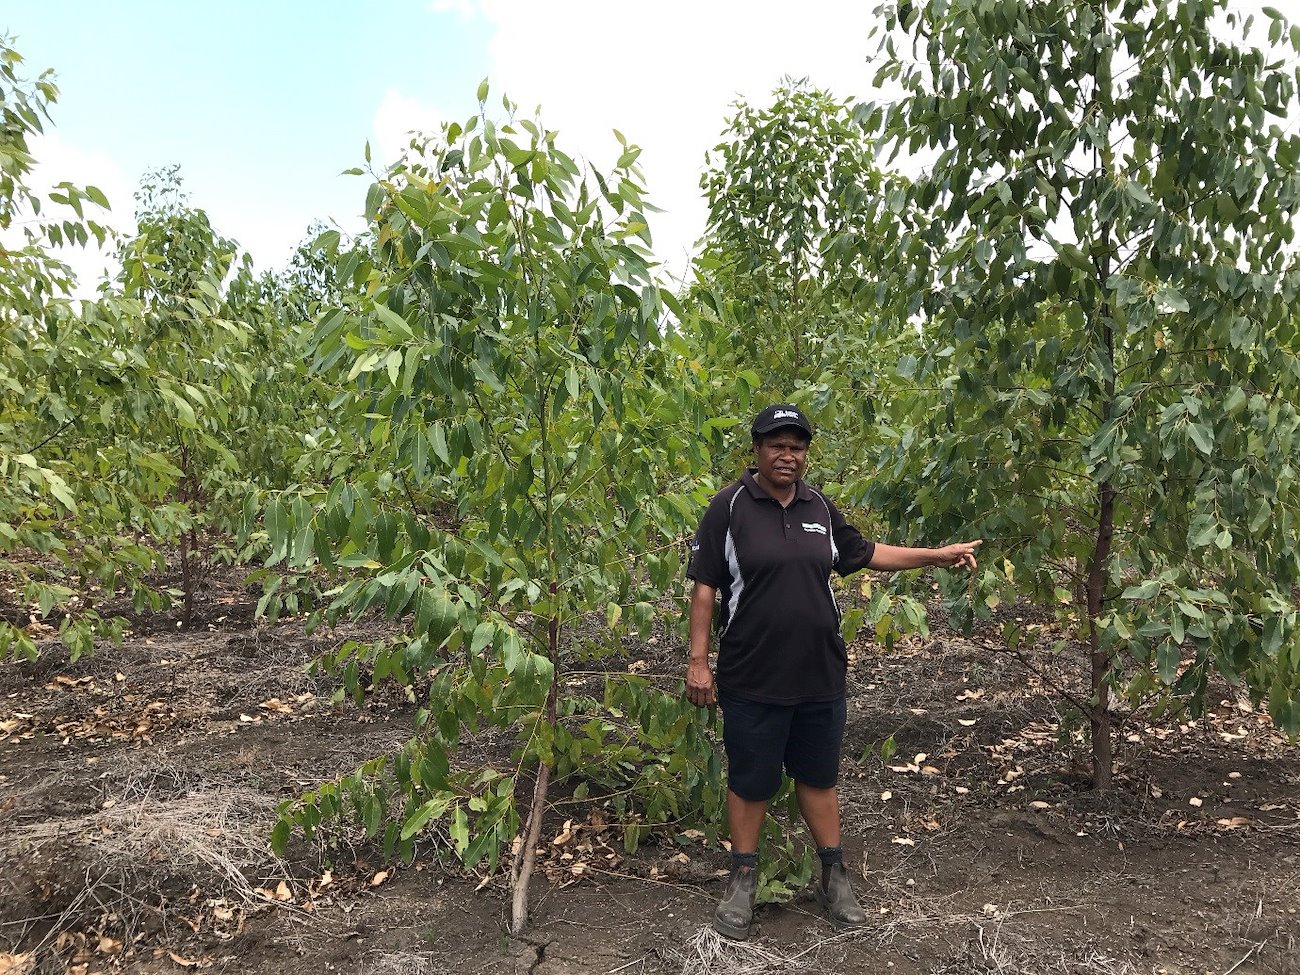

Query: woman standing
<box><xmin>685</xmin><ymin>404</ymin><xmax>981</xmax><ymax>940</ymax></box>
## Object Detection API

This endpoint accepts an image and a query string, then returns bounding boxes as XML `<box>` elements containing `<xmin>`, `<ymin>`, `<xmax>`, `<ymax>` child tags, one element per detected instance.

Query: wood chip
<box><xmin>1216</xmin><ymin>816</ymin><xmax>1252</xmax><ymax>829</ymax></box>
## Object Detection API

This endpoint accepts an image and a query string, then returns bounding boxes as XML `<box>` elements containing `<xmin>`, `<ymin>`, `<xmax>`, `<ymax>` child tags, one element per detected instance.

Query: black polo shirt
<box><xmin>686</xmin><ymin>469</ymin><xmax>876</xmax><ymax>704</ymax></box>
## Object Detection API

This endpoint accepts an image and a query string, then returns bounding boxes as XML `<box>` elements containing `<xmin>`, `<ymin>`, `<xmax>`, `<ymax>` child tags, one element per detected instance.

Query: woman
<box><xmin>685</xmin><ymin>403</ymin><xmax>981</xmax><ymax>940</ymax></box>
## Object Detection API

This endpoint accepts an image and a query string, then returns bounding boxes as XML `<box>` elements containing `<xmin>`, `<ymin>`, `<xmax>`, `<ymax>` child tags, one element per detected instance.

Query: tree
<box><xmin>686</xmin><ymin>81</ymin><xmax>935</xmax><ymax>656</ymax></box>
<box><xmin>862</xmin><ymin>0</ymin><xmax>1300</xmax><ymax>786</ymax></box>
<box><xmin>690</xmin><ymin>81</ymin><xmax>908</xmax><ymax>472</ymax></box>
<box><xmin>101</xmin><ymin>169</ymin><xmax>270</xmax><ymax>626</ymax></box>
<box><xmin>695</xmin><ymin>80</ymin><xmax>889</xmax><ymax>393</ymax></box>
<box><xmin>270</xmin><ymin>92</ymin><xmax>723</xmax><ymax>933</ymax></box>
<box><xmin>0</xmin><ymin>38</ymin><xmax>128</xmax><ymax>659</ymax></box>
<box><xmin>1</xmin><ymin>118</ymin><xmax>310</xmax><ymax>656</ymax></box>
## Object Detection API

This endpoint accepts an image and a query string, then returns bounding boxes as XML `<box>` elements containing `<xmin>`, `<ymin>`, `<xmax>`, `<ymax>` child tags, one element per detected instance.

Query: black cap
<box><xmin>750</xmin><ymin>403</ymin><xmax>814</xmax><ymax>440</ymax></box>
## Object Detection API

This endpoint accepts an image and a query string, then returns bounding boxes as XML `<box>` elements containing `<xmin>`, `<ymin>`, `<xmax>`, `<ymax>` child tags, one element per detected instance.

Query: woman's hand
<box><xmin>685</xmin><ymin>581</ymin><xmax>717</xmax><ymax>707</ymax></box>
<box><xmin>685</xmin><ymin>658</ymin><xmax>716</xmax><ymax>708</ymax></box>
<box><xmin>930</xmin><ymin>540</ymin><xmax>982</xmax><ymax>571</ymax></box>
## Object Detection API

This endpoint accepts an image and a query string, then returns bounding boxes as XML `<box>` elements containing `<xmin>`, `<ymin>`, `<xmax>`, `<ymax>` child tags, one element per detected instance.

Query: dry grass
<box><xmin>2</xmin><ymin>775</ymin><xmax>290</xmax><ymax>966</ymax></box>
<box><xmin>930</xmin><ymin>923</ymin><xmax>1143</xmax><ymax>975</ymax></box>
<box><xmin>666</xmin><ymin>907</ymin><xmax>1153</xmax><ymax>975</ymax></box>
<box><xmin>10</xmin><ymin>785</ymin><xmax>283</xmax><ymax>903</ymax></box>
<box><xmin>669</xmin><ymin>925</ymin><xmax>873</xmax><ymax>975</ymax></box>
<box><xmin>366</xmin><ymin>948</ymin><xmax>444</xmax><ymax>975</ymax></box>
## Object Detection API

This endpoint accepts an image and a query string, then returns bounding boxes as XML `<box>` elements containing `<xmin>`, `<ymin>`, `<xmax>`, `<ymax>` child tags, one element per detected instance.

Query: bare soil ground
<box><xmin>2</xmin><ymin>576</ymin><xmax>1299</xmax><ymax>975</ymax></box>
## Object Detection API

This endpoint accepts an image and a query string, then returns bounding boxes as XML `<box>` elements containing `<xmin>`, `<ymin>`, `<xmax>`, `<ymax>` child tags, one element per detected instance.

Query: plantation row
<box><xmin>4</xmin><ymin>0</ymin><xmax>1300</xmax><ymax>932</ymax></box>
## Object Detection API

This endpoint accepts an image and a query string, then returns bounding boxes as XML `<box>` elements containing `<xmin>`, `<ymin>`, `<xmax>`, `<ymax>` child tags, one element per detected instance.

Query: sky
<box><xmin>5</xmin><ymin>0</ymin><xmax>887</xmax><ymax>292</ymax></box>
<box><xmin>5</xmin><ymin>0</ymin><xmax>1295</xmax><ymax>294</ymax></box>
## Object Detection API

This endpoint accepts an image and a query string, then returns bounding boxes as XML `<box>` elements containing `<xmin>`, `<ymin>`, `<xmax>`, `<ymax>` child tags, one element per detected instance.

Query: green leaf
<box><xmin>1156</xmin><ymin>287</ymin><xmax>1190</xmax><ymax>313</ymax></box>
<box><xmin>1059</xmin><ymin>244</ymin><xmax>1091</xmax><ymax>273</ymax></box>
<box><xmin>1121</xmin><ymin>580</ymin><xmax>1159</xmax><ymax>601</ymax></box>
<box><xmin>1157</xmin><ymin>641</ymin><xmax>1180</xmax><ymax>685</ymax></box>
<box><xmin>271</xmin><ymin>818</ymin><xmax>291</xmax><ymax>853</ymax></box>
<box><xmin>1187</xmin><ymin>423</ymin><xmax>1213</xmax><ymax>455</ymax></box>
<box><xmin>450</xmin><ymin>805</ymin><xmax>470</xmax><ymax>855</ymax></box>
<box><xmin>401</xmin><ymin>795</ymin><xmax>452</xmax><ymax>840</ymax></box>
<box><xmin>469</xmin><ymin>621</ymin><xmax>495</xmax><ymax>656</ymax></box>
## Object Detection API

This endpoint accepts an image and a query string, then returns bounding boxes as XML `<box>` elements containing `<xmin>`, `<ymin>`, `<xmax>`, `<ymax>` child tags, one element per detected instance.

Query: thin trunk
<box><xmin>185</xmin><ymin>518</ymin><xmax>199</xmax><ymax>628</ymax></box>
<box><xmin>178</xmin><ymin>444</ymin><xmax>195</xmax><ymax>629</ymax></box>
<box><xmin>1085</xmin><ymin>480</ymin><xmax>1115</xmax><ymax>789</ymax></box>
<box><xmin>1086</xmin><ymin>186</ymin><xmax>1116</xmax><ymax>787</ymax></box>
<box><xmin>179</xmin><ymin>529</ymin><xmax>193</xmax><ymax>629</ymax></box>
<box><xmin>1085</xmin><ymin>0</ymin><xmax>1119</xmax><ymax>792</ymax></box>
<box><xmin>509</xmin><ymin>582</ymin><xmax>560</xmax><ymax>935</ymax></box>
<box><xmin>790</xmin><ymin>259</ymin><xmax>803</xmax><ymax>382</ymax></box>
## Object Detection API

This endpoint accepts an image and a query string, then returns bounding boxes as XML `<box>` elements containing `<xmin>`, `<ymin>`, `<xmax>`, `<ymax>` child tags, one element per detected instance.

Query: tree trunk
<box><xmin>179</xmin><ymin>525</ymin><xmax>194</xmax><ymax>629</ymax></box>
<box><xmin>1085</xmin><ymin>481</ymin><xmax>1116</xmax><ymax>789</ymax></box>
<box><xmin>178</xmin><ymin>444</ymin><xmax>196</xmax><ymax>629</ymax></box>
<box><xmin>509</xmin><ymin>752</ymin><xmax>552</xmax><ymax>935</ymax></box>
<box><xmin>509</xmin><ymin>594</ymin><xmax>560</xmax><ymax>934</ymax></box>
<box><xmin>184</xmin><ymin>518</ymin><xmax>200</xmax><ymax>628</ymax></box>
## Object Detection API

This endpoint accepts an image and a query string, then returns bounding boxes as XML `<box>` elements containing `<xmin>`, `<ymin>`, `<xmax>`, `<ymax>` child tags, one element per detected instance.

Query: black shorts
<box><xmin>717</xmin><ymin>689</ymin><xmax>847</xmax><ymax>801</ymax></box>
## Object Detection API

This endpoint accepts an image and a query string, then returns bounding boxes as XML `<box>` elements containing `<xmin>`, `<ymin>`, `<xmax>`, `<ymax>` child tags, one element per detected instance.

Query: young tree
<box><xmin>687</xmin><ymin>81</ymin><xmax>935</xmax><ymax>655</ymax></box>
<box><xmin>696</xmin><ymin>81</ymin><xmax>888</xmax><ymax>393</ymax></box>
<box><xmin>863</xmin><ymin>0</ymin><xmax>1300</xmax><ymax>786</ymax></box>
<box><xmin>270</xmin><ymin>94</ymin><xmax>720</xmax><ymax>933</ymax></box>
<box><xmin>689</xmin><ymin>82</ymin><xmax>912</xmax><ymax>470</ymax></box>
<box><xmin>0</xmin><ymin>39</ymin><xmax>128</xmax><ymax>659</ymax></box>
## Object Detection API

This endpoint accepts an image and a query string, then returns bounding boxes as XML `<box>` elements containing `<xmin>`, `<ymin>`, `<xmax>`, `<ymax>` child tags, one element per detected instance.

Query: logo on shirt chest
<box><xmin>801</xmin><ymin>522</ymin><xmax>828</xmax><ymax>535</ymax></box>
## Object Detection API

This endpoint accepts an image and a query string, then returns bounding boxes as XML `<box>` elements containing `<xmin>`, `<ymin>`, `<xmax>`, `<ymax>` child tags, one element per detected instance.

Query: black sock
<box><xmin>731</xmin><ymin>851</ymin><xmax>758</xmax><ymax>873</ymax></box>
<box><xmin>817</xmin><ymin>845</ymin><xmax>843</xmax><ymax>868</ymax></box>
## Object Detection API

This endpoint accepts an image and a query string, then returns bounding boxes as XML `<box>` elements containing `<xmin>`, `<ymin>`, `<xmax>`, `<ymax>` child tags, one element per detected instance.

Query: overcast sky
<box><xmin>6</xmin><ymin>0</ymin><xmax>1293</xmax><ymax>293</ymax></box>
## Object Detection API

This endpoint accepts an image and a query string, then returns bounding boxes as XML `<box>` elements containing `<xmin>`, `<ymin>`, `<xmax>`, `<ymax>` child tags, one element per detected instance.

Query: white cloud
<box><xmin>15</xmin><ymin>134</ymin><xmax>338</xmax><ymax>297</ymax></box>
<box><xmin>372</xmin><ymin>87</ymin><xmax>448</xmax><ymax>168</ymax></box>
<box><xmin>13</xmin><ymin>131</ymin><xmax>137</xmax><ymax>297</ymax></box>
<box><xmin>21</xmin><ymin>135</ymin><xmax>382</xmax><ymax>296</ymax></box>
<box><xmin>430</xmin><ymin>0</ymin><xmax>479</xmax><ymax>18</ymax></box>
<box><xmin>479</xmin><ymin>0</ymin><xmax>883</xmax><ymax>285</ymax></box>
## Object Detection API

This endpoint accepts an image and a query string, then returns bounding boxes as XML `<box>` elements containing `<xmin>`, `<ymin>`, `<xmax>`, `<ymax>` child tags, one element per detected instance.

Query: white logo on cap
<box><xmin>774</xmin><ymin>409</ymin><xmax>799</xmax><ymax>419</ymax></box>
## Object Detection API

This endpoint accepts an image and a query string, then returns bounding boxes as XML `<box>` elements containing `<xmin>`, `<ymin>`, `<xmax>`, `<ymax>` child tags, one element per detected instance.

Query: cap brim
<box><xmin>752</xmin><ymin>421</ymin><xmax>813</xmax><ymax>438</ymax></box>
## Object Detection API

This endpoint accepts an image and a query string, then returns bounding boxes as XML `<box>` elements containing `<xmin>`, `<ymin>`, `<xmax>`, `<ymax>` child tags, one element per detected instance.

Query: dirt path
<box><xmin>3</xmin><ymin>600</ymin><xmax>1298</xmax><ymax>974</ymax></box>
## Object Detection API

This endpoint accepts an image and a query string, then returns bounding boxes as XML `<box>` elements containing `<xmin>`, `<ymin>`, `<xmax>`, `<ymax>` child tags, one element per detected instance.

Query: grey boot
<box><xmin>713</xmin><ymin>864</ymin><xmax>758</xmax><ymax>940</ymax></box>
<box><xmin>816</xmin><ymin>861</ymin><xmax>867</xmax><ymax>929</ymax></box>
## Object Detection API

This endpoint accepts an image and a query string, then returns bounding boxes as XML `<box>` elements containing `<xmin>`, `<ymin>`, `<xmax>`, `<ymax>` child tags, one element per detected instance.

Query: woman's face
<box><xmin>753</xmin><ymin>429</ymin><xmax>810</xmax><ymax>491</ymax></box>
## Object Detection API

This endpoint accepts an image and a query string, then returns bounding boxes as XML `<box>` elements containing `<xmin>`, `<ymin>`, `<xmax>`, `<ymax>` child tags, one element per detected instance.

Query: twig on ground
<box><xmin>607</xmin><ymin>955</ymin><xmax>649</xmax><ymax>974</ymax></box>
<box><xmin>1221</xmin><ymin>940</ymin><xmax>1267</xmax><ymax>975</ymax></box>
<box><xmin>583</xmin><ymin>865</ymin><xmax>713</xmax><ymax>900</ymax></box>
